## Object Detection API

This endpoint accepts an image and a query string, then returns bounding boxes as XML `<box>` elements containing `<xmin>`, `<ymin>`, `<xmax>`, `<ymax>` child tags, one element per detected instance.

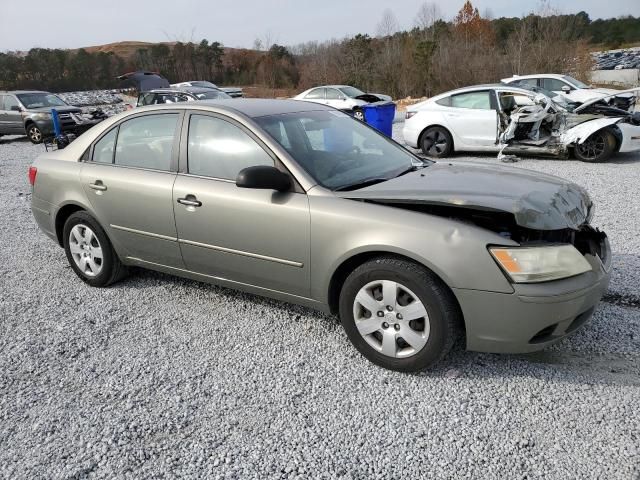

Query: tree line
<box><xmin>1</xmin><ymin>1</ymin><xmax>639</xmax><ymax>97</ymax></box>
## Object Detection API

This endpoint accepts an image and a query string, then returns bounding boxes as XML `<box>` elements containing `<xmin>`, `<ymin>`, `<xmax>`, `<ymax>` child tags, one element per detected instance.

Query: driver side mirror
<box><xmin>236</xmin><ymin>165</ymin><xmax>291</xmax><ymax>192</ymax></box>
<box><xmin>561</xmin><ymin>85</ymin><xmax>572</xmax><ymax>93</ymax></box>
<box><xmin>10</xmin><ymin>105</ymin><xmax>22</xmax><ymax>112</ymax></box>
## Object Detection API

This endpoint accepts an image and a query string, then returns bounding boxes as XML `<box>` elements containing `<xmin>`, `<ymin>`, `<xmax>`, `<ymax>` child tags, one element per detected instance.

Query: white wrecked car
<box><xmin>403</xmin><ymin>84</ymin><xmax>640</xmax><ymax>163</ymax></box>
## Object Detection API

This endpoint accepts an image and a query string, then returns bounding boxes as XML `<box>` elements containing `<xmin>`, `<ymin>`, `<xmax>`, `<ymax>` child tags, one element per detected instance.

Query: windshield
<box><xmin>190</xmin><ymin>81</ymin><xmax>219</xmax><ymax>89</ymax></box>
<box><xmin>339</xmin><ymin>86</ymin><xmax>366</xmax><ymax>98</ymax></box>
<box><xmin>255</xmin><ymin>110</ymin><xmax>425</xmax><ymax>190</ymax></box>
<box><xmin>563</xmin><ymin>75</ymin><xmax>590</xmax><ymax>89</ymax></box>
<box><xmin>17</xmin><ymin>93</ymin><xmax>68</xmax><ymax>109</ymax></box>
<box><xmin>194</xmin><ymin>90</ymin><xmax>231</xmax><ymax>100</ymax></box>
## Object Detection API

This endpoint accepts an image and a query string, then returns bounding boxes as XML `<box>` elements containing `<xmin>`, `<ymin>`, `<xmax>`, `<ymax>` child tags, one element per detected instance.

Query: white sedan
<box><xmin>403</xmin><ymin>84</ymin><xmax>640</xmax><ymax>163</ymax></box>
<box><xmin>293</xmin><ymin>85</ymin><xmax>391</xmax><ymax>120</ymax></box>
<box><xmin>501</xmin><ymin>74</ymin><xmax>621</xmax><ymax>104</ymax></box>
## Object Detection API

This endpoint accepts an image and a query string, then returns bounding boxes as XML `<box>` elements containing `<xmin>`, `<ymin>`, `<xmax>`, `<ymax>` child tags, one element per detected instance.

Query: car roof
<box><xmin>438</xmin><ymin>84</ymin><xmax>533</xmax><ymax>95</ymax></box>
<box><xmin>0</xmin><ymin>90</ymin><xmax>51</xmax><ymax>94</ymax></box>
<box><xmin>139</xmin><ymin>98</ymin><xmax>332</xmax><ymax>118</ymax></box>
<box><xmin>145</xmin><ymin>87</ymin><xmax>220</xmax><ymax>94</ymax></box>
<box><xmin>505</xmin><ymin>74</ymin><xmax>565</xmax><ymax>80</ymax></box>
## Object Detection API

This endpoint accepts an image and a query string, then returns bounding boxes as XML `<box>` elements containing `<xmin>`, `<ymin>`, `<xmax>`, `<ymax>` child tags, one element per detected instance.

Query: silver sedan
<box><xmin>29</xmin><ymin>99</ymin><xmax>610</xmax><ymax>371</ymax></box>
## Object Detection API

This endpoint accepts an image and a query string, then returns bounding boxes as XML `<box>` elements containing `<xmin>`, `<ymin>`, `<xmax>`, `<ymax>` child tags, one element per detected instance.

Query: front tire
<box><xmin>339</xmin><ymin>256</ymin><xmax>462</xmax><ymax>372</ymax></box>
<box><xmin>26</xmin><ymin>124</ymin><xmax>43</xmax><ymax>144</ymax></box>
<box><xmin>63</xmin><ymin>211</ymin><xmax>127</xmax><ymax>287</ymax></box>
<box><xmin>420</xmin><ymin>126</ymin><xmax>453</xmax><ymax>158</ymax></box>
<box><xmin>573</xmin><ymin>129</ymin><xmax>616</xmax><ymax>163</ymax></box>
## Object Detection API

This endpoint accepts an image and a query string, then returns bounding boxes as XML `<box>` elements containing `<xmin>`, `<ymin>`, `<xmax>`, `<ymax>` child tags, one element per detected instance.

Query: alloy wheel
<box><xmin>576</xmin><ymin>133</ymin><xmax>606</xmax><ymax>161</ymax></box>
<box><xmin>423</xmin><ymin>129</ymin><xmax>448</xmax><ymax>155</ymax></box>
<box><xmin>354</xmin><ymin>110</ymin><xmax>364</xmax><ymax>121</ymax></box>
<box><xmin>352</xmin><ymin>280</ymin><xmax>430</xmax><ymax>358</ymax></box>
<box><xmin>28</xmin><ymin>126</ymin><xmax>42</xmax><ymax>143</ymax></box>
<box><xmin>68</xmin><ymin>224</ymin><xmax>103</xmax><ymax>277</ymax></box>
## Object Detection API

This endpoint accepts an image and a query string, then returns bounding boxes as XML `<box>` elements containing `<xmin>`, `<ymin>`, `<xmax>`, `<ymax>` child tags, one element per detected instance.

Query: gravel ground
<box><xmin>1</xmin><ymin>132</ymin><xmax>639</xmax><ymax>479</ymax></box>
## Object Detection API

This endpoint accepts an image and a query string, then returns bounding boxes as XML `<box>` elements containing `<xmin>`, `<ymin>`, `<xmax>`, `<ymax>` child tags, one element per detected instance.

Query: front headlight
<box><xmin>489</xmin><ymin>245</ymin><xmax>591</xmax><ymax>283</ymax></box>
<box><xmin>31</xmin><ymin>112</ymin><xmax>51</xmax><ymax>121</ymax></box>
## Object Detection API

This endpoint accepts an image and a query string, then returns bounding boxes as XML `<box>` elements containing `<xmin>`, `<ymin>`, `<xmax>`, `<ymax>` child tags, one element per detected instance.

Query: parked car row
<box><xmin>404</xmin><ymin>76</ymin><xmax>640</xmax><ymax>163</ymax></box>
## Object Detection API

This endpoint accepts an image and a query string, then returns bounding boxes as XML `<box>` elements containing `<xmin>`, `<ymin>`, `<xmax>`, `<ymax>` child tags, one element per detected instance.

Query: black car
<box><xmin>136</xmin><ymin>87</ymin><xmax>231</xmax><ymax>107</ymax></box>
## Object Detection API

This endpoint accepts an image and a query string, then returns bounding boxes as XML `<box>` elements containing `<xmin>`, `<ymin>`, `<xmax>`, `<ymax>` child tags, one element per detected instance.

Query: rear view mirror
<box><xmin>561</xmin><ymin>85</ymin><xmax>572</xmax><ymax>93</ymax></box>
<box><xmin>236</xmin><ymin>165</ymin><xmax>291</xmax><ymax>192</ymax></box>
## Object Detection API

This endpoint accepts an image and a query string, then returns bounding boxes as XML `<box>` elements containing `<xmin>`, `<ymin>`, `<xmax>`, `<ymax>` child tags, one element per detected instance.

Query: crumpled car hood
<box><xmin>340</xmin><ymin>162</ymin><xmax>593</xmax><ymax>230</ymax></box>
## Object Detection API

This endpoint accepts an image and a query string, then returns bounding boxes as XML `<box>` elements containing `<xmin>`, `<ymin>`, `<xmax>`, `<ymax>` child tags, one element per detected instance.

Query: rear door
<box><xmin>79</xmin><ymin>111</ymin><xmax>185</xmax><ymax>268</ymax></box>
<box><xmin>442</xmin><ymin>90</ymin><xmax>498</xmax><ymax>147</ymax></box>
<box><xmin>325</xmin><ymin>88</ymin><xmax>347</xmax><ymax>110</ymax></box>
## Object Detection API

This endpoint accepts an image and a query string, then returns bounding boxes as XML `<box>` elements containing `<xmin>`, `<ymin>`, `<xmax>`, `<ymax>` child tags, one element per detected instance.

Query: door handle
<box><xmin>89</xmin><ymin>181</ymin><xmax>107</xmax><ymax>191</ymax></box>
<box><xmin>177</xmin><ymin>196</ymin><xmax>202</xmax><ymax>207</ymax></box>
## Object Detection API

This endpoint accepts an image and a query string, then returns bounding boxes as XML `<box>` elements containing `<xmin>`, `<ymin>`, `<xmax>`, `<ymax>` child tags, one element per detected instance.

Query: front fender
<box><xmin>308</xmin><ymin>195</ymin><xmax>516</xmax><ymax>304</ymax></box>
<box><xmin>560</xmin><ymin>117</ymin><xmax>622</xmax><ymax>146</ymax></box>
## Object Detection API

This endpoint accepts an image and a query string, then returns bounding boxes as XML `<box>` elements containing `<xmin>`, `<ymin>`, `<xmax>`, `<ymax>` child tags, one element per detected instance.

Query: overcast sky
<box><xmin>1</xmin><ymin>0</ymin><xmax>639</xmax><ymax>52</ymax></box>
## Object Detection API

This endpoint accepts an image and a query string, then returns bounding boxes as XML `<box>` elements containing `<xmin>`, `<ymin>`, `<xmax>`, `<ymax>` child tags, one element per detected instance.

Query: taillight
<box><xmin>28</xmin><ymin>166</ymin><xmax>37</xmax><ymax>186</ymax></box>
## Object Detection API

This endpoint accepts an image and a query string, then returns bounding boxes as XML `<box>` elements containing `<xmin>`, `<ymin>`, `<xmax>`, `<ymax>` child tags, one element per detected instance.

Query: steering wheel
<box><xmin>327</xmin><ymin>147</ymin><xmax>362</xmax><ymax>177</ymax></box>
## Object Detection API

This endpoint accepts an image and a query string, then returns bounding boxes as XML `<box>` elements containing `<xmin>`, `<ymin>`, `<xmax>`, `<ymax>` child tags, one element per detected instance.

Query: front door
<box><xmin>80</xmin><ymin>111</ymin><xmax>184</xmax><ymax>268</ymax></box>
<box><xmin>173</xmin><ymin>112</ymin><xmax>311</xmax><ymax>297</ymax></box>
<box><xmin>444</xmin><ymin>90</ymin><xmax>498</xmax><ymax>147</ymax></box>
<box><xmin>0</xmin><ymin>95</ymin><xmax>25</xmax><ymax>134</ymax></box>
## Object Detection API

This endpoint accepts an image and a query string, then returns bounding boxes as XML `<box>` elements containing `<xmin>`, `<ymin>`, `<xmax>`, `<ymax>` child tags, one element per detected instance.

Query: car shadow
<box><xmin>0</xmin><ymin>135</ymin><xmax>29</xmax><ymax>145</ymax></box>
<box><xmin>118</xmin><ymin>268</ymin><xmax>639</xmax><ymax>388</ymax></box>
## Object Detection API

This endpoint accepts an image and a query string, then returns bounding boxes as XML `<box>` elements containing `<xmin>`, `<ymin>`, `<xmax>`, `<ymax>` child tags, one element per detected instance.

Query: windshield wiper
<box><xmin>335</xmin><ymin>178</ymin><xmax>389</xmax><ymax>192</ymax></box>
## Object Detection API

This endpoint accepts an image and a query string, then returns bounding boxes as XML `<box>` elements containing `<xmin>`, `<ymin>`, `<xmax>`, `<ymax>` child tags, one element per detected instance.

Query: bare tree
<box><xmin>376</xmin><ymin>9</ymin><xmax>400</xmax><ymax>38</ymax></box>
<box><xmin>415</xmin><ymin>2</ymin><xmax>443</xmax><ymax>38</ymax></box>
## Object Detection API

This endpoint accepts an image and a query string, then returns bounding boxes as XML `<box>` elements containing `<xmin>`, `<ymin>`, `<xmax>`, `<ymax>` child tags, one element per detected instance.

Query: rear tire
<box><xmin>353</xmin><ymin>108</ymin><xmax>364</xmax><ymax>121</ymax></box>
<box><xmin>573</xmin><ymin>129</ymin><xmax>616</xmax><ymax>163</ymax></box>
<box><xmin>420</xmin><ymin>126</ymin><xmax>453</xmax><ymax>158</ymax></box>
<box><xmin>338</xmin><ymin>256</ymin><xmax>462</xmax><ymax>372</ymax></box>
<box><xmin>63</xmin><ymin>211</ymin><xmax>127</xmax><ymax>287</ymax></box>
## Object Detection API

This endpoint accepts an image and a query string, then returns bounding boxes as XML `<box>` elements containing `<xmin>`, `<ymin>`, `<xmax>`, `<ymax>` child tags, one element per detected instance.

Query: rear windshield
<box><xmin>193</xmin><ymin>90</ymin><xmax>231</xmax><ymax>100</ymax></box>
<box><xmin>17</xmin><ymin>93</ymin><xmax>68</xmax><ymax>109</ymax></box>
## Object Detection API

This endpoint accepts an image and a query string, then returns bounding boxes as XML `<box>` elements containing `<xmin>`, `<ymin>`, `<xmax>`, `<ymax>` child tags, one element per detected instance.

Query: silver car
<box><xmin>29</xmin><ymin>99</ymin><xmax>611</xmax><ymax>371</ymax></box>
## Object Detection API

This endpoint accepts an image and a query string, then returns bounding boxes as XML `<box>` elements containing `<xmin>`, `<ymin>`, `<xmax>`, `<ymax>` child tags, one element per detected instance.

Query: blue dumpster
<box><xmin>361</xmin><ymin>101</ymin><xmax>396</xmax><ymax>137</ymax></box>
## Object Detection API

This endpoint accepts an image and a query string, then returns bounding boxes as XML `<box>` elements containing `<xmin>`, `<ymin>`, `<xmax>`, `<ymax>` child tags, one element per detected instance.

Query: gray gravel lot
<box><xmin>1</xmin><ymin>131</ymin><xmax>639</xmax><ymax>479</ymax></box>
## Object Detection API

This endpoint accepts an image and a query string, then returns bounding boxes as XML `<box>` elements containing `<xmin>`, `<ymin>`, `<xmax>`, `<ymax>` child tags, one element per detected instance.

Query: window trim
<box><xmin>178</xmin><ymin>110</ymin><xmax>305</xmax><ymax>193</ymax></box>
<box><xmin>87</xmin><ymin>110</ymin><xmax>183</xmax><ymax>173</ymax></box>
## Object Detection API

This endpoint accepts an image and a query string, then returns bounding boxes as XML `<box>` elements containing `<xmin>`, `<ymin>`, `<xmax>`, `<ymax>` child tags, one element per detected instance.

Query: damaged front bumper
<box><xmin>454</xmin><ymin>233</ymin><xmax>611</xmax><ymax>354</ymax></box>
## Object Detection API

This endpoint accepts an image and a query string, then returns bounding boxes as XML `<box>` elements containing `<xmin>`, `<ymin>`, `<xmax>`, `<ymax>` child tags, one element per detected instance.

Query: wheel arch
<box><xmin>327</xmin><ymin>251</ymin><xmax>465</xmax><ymax>336</ymax></box>
<box><xmin>54</xmin><ymin>202</ymin><xmax>87</xmax><ymax>247</ymax></box>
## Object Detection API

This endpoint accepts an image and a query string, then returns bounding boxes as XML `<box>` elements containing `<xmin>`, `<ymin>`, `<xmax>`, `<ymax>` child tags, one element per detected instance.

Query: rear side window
<box><xmin>92</xmin><ymin>128</ymin><xmax>117</xmax><ymax>163</ymax></box>
<box><xmin>137</xmin><ymin>93</ymin><xmax>156</xmax><ymax>106</ymax></box>
<box><xmin>305</xmin><ymin>88</ymin><xmax>325</xmax><ymax>100</ymax></box>
<box><xmin>515</xmin><ymin>78</ymin><xmax>539</xmax><ymax>87</ymax></box>
<box><xmin>435</xmin><ymin>96</ymin><xmax>451</xmax><ymax>107</ymax></box>
<box><xmin>114</xmin><ymin>114</ymin><xmax>178</xmax><ymax>171</ymax></box>
<box><xmin>187</xmin><ymin>114</ymin><xmax>273</xmax><ymax>180</ymax></box>
<box><xmin>450</xmin><ymin>91</ymin><xmax>492</xmax><ymax>110</ymax></box>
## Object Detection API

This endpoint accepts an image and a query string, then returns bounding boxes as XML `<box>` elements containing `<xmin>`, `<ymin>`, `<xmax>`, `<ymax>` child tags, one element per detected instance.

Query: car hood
<box><xmin>340</xmin><ymin>162</ymin><xmax>593</xmax><ymax>230</ymax></box>
<box><xmin>573</xmin><ymin>86</ymin><xmax>640</xmax><ymax>113</ymax></box>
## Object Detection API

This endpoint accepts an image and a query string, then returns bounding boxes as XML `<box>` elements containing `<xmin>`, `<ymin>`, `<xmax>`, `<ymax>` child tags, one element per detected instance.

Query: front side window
<box><xmin>114</xmin><ymin>114</ymin><xmax>178</xmax><ymax>171</ymax></box>
<box><xmin>339</xmin><ymin>86</ymin><xmax>365</xmax><ymax>98</ymax></box>
<box><xmin>542</xmin><ymin>78</ymin><xmax>570</xmax><ymax>92</ymax></box>
<box><xmin>256</xmin><ymin>110</ymin><xmax>424</xmax><ymax>191</ymax></box>
<box><xmin>450</xmin><ymin>91</ymin><xmax>492</xmax><ymax>110</ymax></box>
<box><xmin>326</xmin><ymin>89</ymin><xmax>342</xmax><ymax>100</ymax></box>
<box><xmin>187</xmin><ymin>114</ymin><xmax>273</xmax><ymax>180</ymax></box>
<box><xmin>92</xmin><ymin>128</ymin><xmax>118</xmax><ymax>163</ymax></box>
<box><xmin>305</xmin><ymin>88</ymin><xmax>325</xmax><ymax>100</ymax></box>
<box><xmin>4</xmin><ymin>95</ymin><xmax>21</xmax><ymax>110</ymax></box>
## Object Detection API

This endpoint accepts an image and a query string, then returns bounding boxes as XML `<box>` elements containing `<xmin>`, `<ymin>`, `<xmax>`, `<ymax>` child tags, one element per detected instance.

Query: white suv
<box><xmin>502</xmin><ymin>74</ymin><xmax>619</xmax><ymax>104</ymax></box>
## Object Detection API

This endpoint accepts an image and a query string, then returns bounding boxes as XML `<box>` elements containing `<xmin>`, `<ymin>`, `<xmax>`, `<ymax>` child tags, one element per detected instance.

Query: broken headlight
<box><xmin>489</xmin><ymin>245</ymin><xmax>591</xmax><ymax>283</ymax></box>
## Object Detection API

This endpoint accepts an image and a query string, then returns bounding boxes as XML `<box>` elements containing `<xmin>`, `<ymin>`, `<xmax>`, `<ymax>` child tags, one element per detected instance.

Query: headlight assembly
<box><xmin>489</xmin><ymin>245</ymin><xmax>591</xmax><ymax>283</ymax></box>
<box><xmin>31</xmin><ymin>112</ymin><xmax>51</xmax><ymax>121</ymax></box>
